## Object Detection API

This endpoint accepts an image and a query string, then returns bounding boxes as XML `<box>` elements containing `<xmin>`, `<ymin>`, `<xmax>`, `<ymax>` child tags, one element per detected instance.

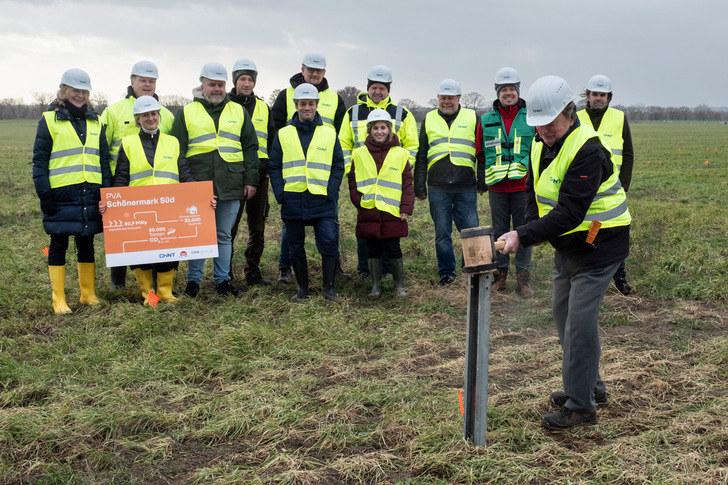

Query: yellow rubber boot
<box><xmin>156</xmin><ymin>269</ymin><xmax>178</xmax><ymax>302</ymax></box>
<box><xmin>133</xmin><ymin>268</ymin><xmax>154</xmax><ymax>305</ymax></box>
<box><xmin>77</xmin><ymin>262</ymin><xmax>100</xmax><ymax>306</ymax></box>
<box><xmin>49</xmin><ymin>265</ymin><xmax>72</xmax><ymax>314</ymax></box>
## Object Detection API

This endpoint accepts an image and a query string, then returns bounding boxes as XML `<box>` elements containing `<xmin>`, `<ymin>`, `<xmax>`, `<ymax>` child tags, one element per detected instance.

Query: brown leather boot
<box><xmin>516</xmin><ymin>270</ymin><xmax>535</xmax><ymax>298</ymax></box>
<box><xmin>491</xmin><ymin>269</ymin><xmax>508</xmax><ymax>292</ymax></box>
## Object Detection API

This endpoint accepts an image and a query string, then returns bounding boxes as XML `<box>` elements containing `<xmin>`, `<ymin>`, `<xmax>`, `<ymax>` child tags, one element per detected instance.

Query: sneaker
<box><xmin>216</xmin><ymin>280</ymin><xmax>243</xmax><ymax>297</ymax></box>
<box><xmin>246</xmin><ymin>274</ymin><xmax>273</xmax><ymax>286</ymax></box>
<box><xmin>184</xmin><ymin>281</ymin><xmax>200</xmax><ymax>298</ymax></box>
<box><xmin>541</xmin><ymin>407</ymin><xmax>598</xmax><ymax>430</ymax></box>
<box><xmin>614</xmin><ymin>278</ymin><xmax>632</xmax><ymax>295</ymax></box>
<box><xmin>550</xmin><ymin>390</ymin><xmax>608</xmax><ymax>408</ymax></box>
<box><xmin>277</xmin><ymin>267</ymin><xmax>292</xmax><ymax>284</ymax></box>
<box><xmin>438</xmin><ymin>275</ymin><xmax>456</xmax><ymax>287</ymax></box>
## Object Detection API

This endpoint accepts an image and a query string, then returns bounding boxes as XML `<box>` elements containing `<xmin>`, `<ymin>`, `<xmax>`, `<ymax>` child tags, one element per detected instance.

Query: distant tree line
<box><xmin>2</xmin><ymin>88</ymin><xmax>726</xmax><ymax>123</ymax></box>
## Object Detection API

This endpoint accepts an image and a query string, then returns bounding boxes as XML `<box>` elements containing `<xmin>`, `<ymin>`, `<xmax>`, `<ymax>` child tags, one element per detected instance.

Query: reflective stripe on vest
<box><xmin>425</xmin><ymin>108</ymin><xmax>477</xmax><ymax>171</ymax></box>
<box><xmin>279</xmin><ymin>124</ymin><xmax>336</xmax><ymax>195</ymax></box>
<box><xmin>43</xmin><ymin>111</ymin><xmax>103</xmax><ymax>188</ymax></box>
<box><xmin>577</xmin><ymin>108</ymin><xmax>625</xmax><ymax>171</ymax></box>
<box><xmin>122</xmin><ymin>133</ymin><xmax>181</xmax><ymax>186</ymax></box>
<box><xmin>183</xmin><ymin>101</ymin><xmax>245</xmax><ymax>162</ymax></box>
<box><xmin>344</xmin><ymin>101</ymin><xmax>406</xmax><ymax>171</ymax></box>
<box><xmin>251</xmin><ymin>98</ymin><xmax>270</xmax><ymax>159</ymax></box>
<box><xmin>531</xmin><ymin>125</ymin><xmax>631</xmax><ymax>235</ymax></box>
<box><xmin>481</xmin><ymin>108</ymin><xmax>534</xmax><ymax>185</ymax></box>
<box><xmin>352</xmin><ymin>145</ymin><xmax>409</xmax><ymax>218</ymax></box>
<box><xmin>285</xmin><ymin>87</ymin><xmax>339</xmax><ymax>129</ymax></box>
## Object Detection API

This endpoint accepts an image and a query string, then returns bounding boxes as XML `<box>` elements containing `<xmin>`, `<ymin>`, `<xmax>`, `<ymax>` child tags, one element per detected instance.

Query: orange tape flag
<box><xmin>458</xmin><ymin>389</ymin><xmax>464</xmax><ymax>415</ymax></box>
<box><xmin>42</xmin><ymin>247</ymin><xmax>49</xmax><ymax>257</ymax></box>
<box><xmin>147</xmin><ymin>290</ymin><xmax>160</xmax><ymax>308</ymax></box>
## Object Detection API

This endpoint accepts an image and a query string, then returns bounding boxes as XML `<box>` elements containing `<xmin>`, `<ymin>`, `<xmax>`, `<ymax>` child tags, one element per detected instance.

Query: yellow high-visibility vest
<box><xmin>577</xmin><ymin>108</ymin><xmax>625</xmax><ymax>171</ymax></box>
<box><xmin>425</xmin><ymin>108</ymin><xmax>477</xmax><ymax>171</ymax></box>
<box><xmin>353</xmin><ymin>145</ymin><xmax>409</xmax><ymax>218</ymax></box>
<box><xmin>279</xmin><ymin>124</ymin><xmax>336</xmax><ymax>195</ymax></box>
<box><xmin>43</xmin><ymin>111</ymin><xmax>102</xmax><ymax>188</ymax></box>
<box><xmin>122</xmin><ymin>133</ymin><xmax>181</xmax><ymax>186</ymax></box>
<box><xmin>285</xmin><ymin>87</ymin><xmax>339</xmax><ymax>130</ymax></box>
<box><xmin>183</xmin><ymin>101</ymin><xmax>245</xmax><ymax>162</ymax></box>
<box><xmin>251</xmin><ymin>98</ymin><xmax>270</xmax><ymax>160</ymax></box>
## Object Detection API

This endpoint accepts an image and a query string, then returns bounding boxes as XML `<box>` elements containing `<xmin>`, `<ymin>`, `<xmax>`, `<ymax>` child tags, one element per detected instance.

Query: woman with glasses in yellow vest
<box><xmin>348</xmin><ymin>109</ymin><xmax>414</xmax><ymax>297</ymax></box>
<box><xmin>32</xmin><ymin>69</ymin><xmax>112</xmax><ymax>314</ymax></box>
<box><xmin>98</xmin><ymin>96</ymin><xmax>211</xmax><ymax>305</ymax></box>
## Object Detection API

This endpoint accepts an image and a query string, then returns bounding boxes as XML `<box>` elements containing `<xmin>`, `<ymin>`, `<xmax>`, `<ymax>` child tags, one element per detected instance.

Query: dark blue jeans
<box><xmin>428</xmin><ymin>190</ymin><xmax>479</xmax><ymax>278</ymax></box>
<box><xmin>286</xmin><ymin>218</ymin><xmax>339</xmax><ymax>259</ymax></box>
<box><xmin>489</xmin><ymin>191</ymin><xmax>532</xmax><ymax>272</ymax></box>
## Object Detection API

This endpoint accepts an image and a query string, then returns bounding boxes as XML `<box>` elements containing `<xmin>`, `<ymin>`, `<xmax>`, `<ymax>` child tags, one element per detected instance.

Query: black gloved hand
<box><xmin>39</xmin><ymin>193</ymin><xmax>57</xmax><ymax>215</ymax></box>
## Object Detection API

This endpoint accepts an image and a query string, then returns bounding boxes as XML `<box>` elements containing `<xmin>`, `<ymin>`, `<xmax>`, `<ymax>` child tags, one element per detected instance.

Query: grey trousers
<box><xmin>552</xmin><ymin>252</ymin><xmax>620</xmax><ymax>413</ymax></box>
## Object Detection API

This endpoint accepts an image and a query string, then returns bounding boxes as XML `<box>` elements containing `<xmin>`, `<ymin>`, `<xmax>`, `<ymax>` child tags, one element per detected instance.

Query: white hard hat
<box><xmin>525</xmin><ymin>76</ymin><xmax>575</xmax><ymax>126</ymax></box>
<box><xmin>367</xmin><ymin>65</ymin><xmax>392</xmax><ymax>84</ymax></box>
<box><xmin>366</xmin><ymin>109</ymin><xmax>392</xmax><ymax>125</ymax></box>
<box><xmin>60</xmin><ymin>69</ymin><xmax>92</xmax><ymax>90</ymax></box>
<box><xmin>133</xmin><ymin>95</ymin><xmax>161</xmax><ymax>115</ymax></box>
<box><xmin>302</xmin><ymin>51</ymin><xmax>326</xmax><ymax>69</ymax></box>
<box><xmin>587</xmin><ymin>74</ymin><xmax>612</xmax><ymax>93</ymax></box>
<box><xmin>437</xmin><ymin>79</ymin><xmax>461</xmax><ymax>96</ymax></box>
<box><xmin>293</xmin><ymin>83</ymin><xmax>319</xmax><ymax>101</ymax></box>
<box><xmin>232</xmin><ymin>57</ymin><xmax>257</xmax><ymax>74</ymax></box>
<box><xmin>494</xmin><ymin>67</ymin><xmax>520</xmax><ymax>86</ymax></box>
<box><xmin>199</xmin><ymin>62</ymin><xmax>228</xmax><ymax>82</ymax></box>
<box><xmin>131</xmin><ymin>60</ymin><xmax>159</xmax><ymax>79</ymax></box>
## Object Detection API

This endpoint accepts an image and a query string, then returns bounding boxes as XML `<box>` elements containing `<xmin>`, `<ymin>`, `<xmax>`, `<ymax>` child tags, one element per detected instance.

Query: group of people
<box><xmin>33</xmin><ymin>53</ymin><xmax>634</xmax><ymax>430</ymax></box>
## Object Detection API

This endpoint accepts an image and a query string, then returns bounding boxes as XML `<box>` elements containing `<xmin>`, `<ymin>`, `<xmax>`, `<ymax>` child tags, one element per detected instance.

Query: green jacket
<box><xmin>171</xmin><ymin>91</ymin><xmax>260</xmax><ymax>200</ymax></box>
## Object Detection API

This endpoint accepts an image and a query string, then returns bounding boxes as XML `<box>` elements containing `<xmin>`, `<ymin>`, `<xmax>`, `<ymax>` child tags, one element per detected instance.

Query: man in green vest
<box><xmin>339</xmin><ymin>64</ymin><xmax>419</xmax><ymax>284</ymax></box>
<box><xmin>414</xmin><ymin>79</ymin><xmax>485</xmax><ymax>287</ymax></box>
<box><xmin>271</xmin><ymin>51</ymin><xmax>347</xmax><ymax>284</ymax></box>
<box><xmin>498</xmin><ymin>76</ymin><xmax>631</xmax><ymax>429</ymax></box>
<box><xmin>227</xmin><ymin>57</ymin><xmax>277</xmax><ymax>286</ymax></box>
<box><xmin>578</xmin><ymin>74</ymin><xmax>634</xmax><ymax>295</ymax></box>
<box><xmin>480</xmin><ymin>67</ymin><xmax>535</xmax><ymax>296</ymax></box>
<box><xmin>171</xmin><ymin>62</ymin><xmax>260</xmax><ymax>298</ymax></box>
<box><xmin>101</xmin><ymin>60</ymin><xmax>175</xmax><ymax>289</ymax></box>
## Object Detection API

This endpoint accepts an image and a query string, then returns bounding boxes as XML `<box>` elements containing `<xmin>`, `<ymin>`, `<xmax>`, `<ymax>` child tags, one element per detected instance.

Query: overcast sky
<box><xmin>1</xmin><ymin>0</ymin><xmax>726</xmax><ymax>108</ymax></box>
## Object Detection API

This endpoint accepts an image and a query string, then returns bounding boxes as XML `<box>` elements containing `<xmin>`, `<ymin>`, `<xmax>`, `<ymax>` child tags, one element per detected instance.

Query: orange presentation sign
<box><xmin>101</xmin><ymin>181</ymin><xmax>218</xmax><ymax>267</ymax></box>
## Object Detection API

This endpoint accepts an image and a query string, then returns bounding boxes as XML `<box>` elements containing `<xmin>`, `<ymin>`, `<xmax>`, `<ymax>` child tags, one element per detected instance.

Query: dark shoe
<box><xmin>491</xmin><ymin>269</ymin><xmax>508</xmax><ymax>292</ymax></box>
<box><xmin>322</xmin><ymin>257</ymin><xmax>341</xmax><ymax>302</ymax></box>
<box><xmin>277</xmin><ymin>267</ymin><xmax>292</xmax><ymax>284</ymax></box>
<box><xmin>290</xmin><ymin>287</ymin><xmax>310</xmax><ymax>302</ymax></box>
<box><xmin>354</xmin><ymin>272</ymin><xmax>370</xmax><ymax>287</ymax></box>
<box><xmin>216</xmin><ymin>280</ymin><xmax>243</xmax><ymax>297</ymax></box>
<box><xmin>541</xmin><ymin>407</ymin><xmax>598</xmax><ymax>430</ymax></box>
<box><xmin>550</xmin><ymin>390</ymin><xmax>608</xmax><ymax>408</ymax></box>
<box><xmin>291</xmin><ymin>258</ymin><xmax>309</xmax><ymax>303</ymax></box>
<box><xmin>335</xmin><ymin>258</ymin><xmax>351</xmax><ymax>279</ymax></box>
<box><xmin>368</xmin><ymin>258</ymin><xmax>382</xmax><ymax>298</ymax></box>
<box><xmin>614</xmin><ymin>278</ymin><xmax>632</xmax><ymax>295</ymax></box>
<box><xmin>246</xmin><ymin>273</ymin><xmax>273</xmax><ymax>286</ymax></box>
<box><xmin>391</xmin><ymin>258</ymin><xmax>406</xmax><ymax>297</ymax></box>
<box><xmin>184</xmin><ymin>281</ymin><xmax>200</xmax><ymax>298</ymax></box>
<box><xmin>516</xmin><ymin>270</ymin><xmax>535</xmax><ymax>298</ymax></box>
<box><xmin>438</xmin><ymin>275</ymin><xmax>456</xmax><ymax>287</ymax></box>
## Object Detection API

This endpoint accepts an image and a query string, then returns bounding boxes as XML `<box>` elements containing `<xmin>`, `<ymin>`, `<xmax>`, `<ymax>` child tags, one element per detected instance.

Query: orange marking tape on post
<box><xmin>42</xmin><ymin>247</ymin><xmax>49</xmax><ymax>257</ymax></box>
<box><xmin>147</xmin><ymin>291</ymin><xmax>160</xmax><ymax>308</ymax></box>
<box><xmin>458</xmin><ymin>389</ymin><xmax>464</xmax><ymax>415</ymax></box>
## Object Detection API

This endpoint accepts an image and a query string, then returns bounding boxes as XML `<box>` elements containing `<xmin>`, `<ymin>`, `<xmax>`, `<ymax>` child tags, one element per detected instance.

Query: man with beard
<box><xmin>227</xmin><ymin>58</ymin><xmax>276</xmax><ymax>286</ymax></box>
<box><xmin>271</xmin><ymin>51</ymin><xmax>347</xmax><ymax>284</ymax></box>
<box><xmin>101</xmin><ymin>60</ymin><xmax>175</xmax><ymax>289</ymax></box>
<box><xmin>577</xmin><ymin>75</ymin><xmax>634</xmax><ymax>295</ymax></box>
<box><xmin>171</xmin><ymin>62</ymin><xmax>260</xmax><ymax>297</ymax></box>
<box><xmin>479</xmin><ymin>67</ymin><xmax>535</xmax><ymax>296</ymax></box>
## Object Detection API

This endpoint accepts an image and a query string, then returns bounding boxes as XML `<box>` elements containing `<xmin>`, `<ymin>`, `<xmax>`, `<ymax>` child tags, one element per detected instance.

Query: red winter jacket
<box><xmin>348</xmin><ymin>134</ymin><xmax>414</xmax><ymax>239</ymax></box>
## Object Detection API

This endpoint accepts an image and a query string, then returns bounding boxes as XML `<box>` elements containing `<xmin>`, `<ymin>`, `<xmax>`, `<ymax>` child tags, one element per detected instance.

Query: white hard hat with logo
<box><xmin>494</xmin><ymin>66</ymin><xmax>520</xmax><ymax>90</ymax></box>
<box><xmin>587</xmin><ymin>74</ymin><xmax>612</xmax><ymax>93</ymax></box>
<box><xmin>131</xmin><ymin>60</ymin><xmax>159</xmax><ymax>79</ymax></box>
<box><xmin>367</xmin><ymin>65</ymin><xmax>392</xmax><ymax>84</ymax></box>
<box><xmin>199</xmin><ymin>62</ymin><xmax>228</xmax><ymax>82</ymax></box>
<box><xmin>293</xmin><ymin>83</ymin><xmax>319</xmax><ymax>101</ymax></box>
<box><xmin>367</xmin><ymin>109</ymin><xmax>392</xmax><ymax>125</ymax></box>
<box><xmin>60</xmin><ymin>69</ymin><xmax>92</xmax><ymax>90</ymax></box>
<box><xmin>233</xmin><ymin>57</ymin><xmax>258</xmax><ymax>74</ymax></box>
<box><xmin>525</xmin><ymin>76</ymin><xmax>575</xmax><ymax>126</ymax></box>
<box><xmin>133</xmin><ymin>95</ymin><xmax>162</xmax><ymax>115</ymax></box>
<box><xmin>302</xmin><ymin>51</ymin><xmax>326</xmax><ymax>69</ymax></box>
<box><xmin>437</xmin><ymin>79</ymin><xmax>461</xmax><ymax>96</ymax></box>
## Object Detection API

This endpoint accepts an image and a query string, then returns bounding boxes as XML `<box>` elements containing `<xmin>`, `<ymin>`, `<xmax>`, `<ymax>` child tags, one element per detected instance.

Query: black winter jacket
<box><xmin>32</xmin><ymin>103</ymin><xmax>112</xmax><ymax>236</ymax></box>
<box><xmin>228</xmin><ymin>88</ymin><xmax>276</xmax><ymax>177</ymax></box>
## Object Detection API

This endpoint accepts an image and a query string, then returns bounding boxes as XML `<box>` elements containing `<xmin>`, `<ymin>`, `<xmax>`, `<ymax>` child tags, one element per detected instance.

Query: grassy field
<box><xmin>0</xmin><ymin>119</ymin><xmax>727</xmax><ymax>484</ymax></box>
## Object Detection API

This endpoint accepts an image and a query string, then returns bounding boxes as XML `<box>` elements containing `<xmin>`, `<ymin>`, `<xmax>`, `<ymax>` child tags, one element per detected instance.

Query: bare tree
<box><xmin>428</xmin><ymin>98</ymin><xmax>438</xmax><ymax>109</ymax></box>
<box><xmin>337</xmin><ymin>86</ymin><xmax>361</xmax><ymax>109</ymax></box>
<box><xmin>694</xmin><ymin>104</ymin><xmax>713</xmax><ymax>121</ymax></box>
<box><xmin>91</xmin><ymin>92</ymin><xmax>109</xmax><ymax>113</ymax></box>
<box><xmin>32</xmin><ymin>92</ymin><xmax>54</xmax><ymax>109</ymax></box>
<box><xmin>0</xmin><ymin>98</ymin><xmax>23</xmax><ymax>119</ymax></box>
<box><xmin>158</xmin><ymin>95</ymin><xmax>191</xmax><ymax>115</ymax></box>
<box><xmin>398</xmin><ymin>98</ymin><xmax>420</xmax><ymax>110</ymax></box>
<box><xmin>461</xmin><ymin>92</ymin><xmax>487</xmax><ymax>110</ymax></box>
<box><xmin>268</xmin><ymin>89</ymin><xmax>282</xmax><ymax>107</ymax></box>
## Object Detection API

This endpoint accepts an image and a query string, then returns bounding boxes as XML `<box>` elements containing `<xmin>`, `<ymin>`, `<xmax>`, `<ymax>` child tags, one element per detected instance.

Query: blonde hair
<box><xmin>366</xmin><ymin>120</ymin><xmax>393</xmax><ymax>140</ymax></box>
<box><xmin>52</xmin><ymin>85</ymin><xmax>94</xmax><ymax>109</ymax></box>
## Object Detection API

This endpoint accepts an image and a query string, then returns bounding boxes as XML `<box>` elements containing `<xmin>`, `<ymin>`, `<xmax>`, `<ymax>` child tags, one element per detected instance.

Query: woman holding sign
<box><xmin>33</xmin><ymin>69</ymin><xmax>112</xmax><ymax>314</ymax></box>
<box><xmin>348</xmin><ymin>109</ymin><xmax>414</xmax><ymax>298</ymax></box>
<box><xmin>99</xmin><ymin>95</ymin><xmax>200</xmax><ymax>305</ymax></box>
